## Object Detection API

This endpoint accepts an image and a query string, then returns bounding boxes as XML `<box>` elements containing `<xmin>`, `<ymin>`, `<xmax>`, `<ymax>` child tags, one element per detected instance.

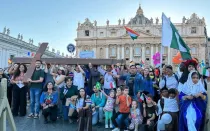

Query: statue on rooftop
<box><xmin>118</xmin><ymin>19</ymin><xmax>121</xmax><ymax>25</ymax></box>
<box><xmin>156</xmin><ymin>17</ymin><xmax>159</xmax><ymax>24</ymax></box>
<box><xmin>106</xmin><ymin>19</ymin><xmax>109</xmax><ymax>26</ymax></box>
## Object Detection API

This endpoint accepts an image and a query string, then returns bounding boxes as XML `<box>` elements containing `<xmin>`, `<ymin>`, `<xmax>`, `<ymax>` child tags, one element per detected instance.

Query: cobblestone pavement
<box><xmin>7</xmin><ymin>115</ymin><xmax>111</xmax><ymax>131</ymax></box>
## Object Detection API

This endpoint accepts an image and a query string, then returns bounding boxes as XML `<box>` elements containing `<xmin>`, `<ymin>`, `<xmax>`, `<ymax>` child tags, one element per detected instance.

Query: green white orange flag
<box><xmin>124</xmin><ymin>26</ymin><xmax>140</xmax><ymax>40</ymax></box>
<box><xmin>161</xmin><ymin>13</ymin><xmax>192</xmax><ymax>60</ymax></box>
<box><xmin>203</xmin><ymin>68</ymin><xmax>210</xmax><ymax>77</ymax></box>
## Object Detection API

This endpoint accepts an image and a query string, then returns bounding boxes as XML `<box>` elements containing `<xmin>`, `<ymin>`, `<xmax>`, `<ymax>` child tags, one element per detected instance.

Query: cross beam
<box><xmin>22</xmin><ymin>43</ymin><xmax>48</xmax><ymax>82</ymax></box>
<box><xmin>12</xmin><ymin>58</ymin><xmax>125</xmax><ymax>65</ymax></box>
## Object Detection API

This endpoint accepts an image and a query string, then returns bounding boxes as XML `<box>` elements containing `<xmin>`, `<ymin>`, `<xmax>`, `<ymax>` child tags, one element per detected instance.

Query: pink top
<box><xmin>12</xmin><ymin>72</ymin><xmax>25</xmax><ymax>81</ymax></box>
<box><xmin>104</xmin><ymin>96</ymin><xmax>115</xmax><ymax>111</ymax></box>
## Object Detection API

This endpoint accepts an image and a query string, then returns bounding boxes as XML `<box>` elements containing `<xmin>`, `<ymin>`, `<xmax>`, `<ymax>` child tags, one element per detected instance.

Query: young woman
<box><xmin>142</xmin><ymin>68</ymin><xmax>154</xmax><ymax>96</ymax></box>
<box><xmin>149</xmin><ymin>70</ymin><xmax>159</xmax><ymax>102</ymax></box>
<box><xmin>11</xmin><ymin>64</ymin><xmax>27</xmax><ymax>116</ymax></box>
<box><xmin>73</xmin><ymin>65</ymin><xmax>85</xmax><ymax>90</ymax></box>
<box><xmin>40</xmin><ymin>81</ymin><xmax>58</xmax><ymax>124</ymax></box>
<box><xmin>77</xmin><ymin>88</ymin><xmax>92</xmax><ymax>131</ymax></box>
<box><xmin>143</xmin><ymin>94</ymin><xmax>156</xmax><ymax>131</ymax></box>
<box><xmin>52</xmin><ymin>66</ymin><xmax>66</xmax><ymax>118</ymax></box>
<box><xmin>179</xmin><ymin>71</ymin><xmax>207</xmax><ymax>131</ymax></box>
<box><xmin>178</xmin><ymin>59</ymin><xmax>198</xmax><ymax>92</ymax></box>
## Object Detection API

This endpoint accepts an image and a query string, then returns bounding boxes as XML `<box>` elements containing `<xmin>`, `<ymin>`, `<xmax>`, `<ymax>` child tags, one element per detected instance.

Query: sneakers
<box><xmin>27</xmin><ymin>113</ymin><xmax>34</xmax><ymax>118</ymax></box>
<box><xmin>105</xmin><ymin>124</ymin><xmax>109</xmax><ymax>129</ymax></box>
<box><xmin>44</xmin><ymin>118</ymin><xmax>48</xmax><ymax>124</ymax></box>
<box><xmin>112</xmin><ymin>128</ymin><xmax>120</xmax><ymax>131</ymax></box>
<box><xmin>110</xmin><ymin>121</ymin><xmax>114</xmax><ymax>129</ymax></box>
<box><xmin>34</xmin><ymin>114</ymin><xmax>39</xmax><ymax>119</ymax></box>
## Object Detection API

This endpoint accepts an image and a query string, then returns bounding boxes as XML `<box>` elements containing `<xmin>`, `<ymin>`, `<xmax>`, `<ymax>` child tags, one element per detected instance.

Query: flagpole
<box><xmin>160</xmin><ymin>13</ymin><xmax>163</xmax><ymax>79</ymax></box>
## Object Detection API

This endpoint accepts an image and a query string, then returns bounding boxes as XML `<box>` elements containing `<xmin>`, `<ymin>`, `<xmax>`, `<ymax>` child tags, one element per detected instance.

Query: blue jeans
<box><xmin>92</xmin><ymin>107</ymin><xmax>103</xmax><ymax>125</ymax></box>
<box><xmin>30</xmin><ymin>88</ymin><xmax>41</xmax><ymax>114</ymax></box>
<box><xmin>116</xmin><ymin>113</ymin><xmax>129</xmax><ymax>128</ymax></box>
<box><xmin>62</xmin><ymin>105</ymin><xmax>69</xmax><ymax>121</ymax></box>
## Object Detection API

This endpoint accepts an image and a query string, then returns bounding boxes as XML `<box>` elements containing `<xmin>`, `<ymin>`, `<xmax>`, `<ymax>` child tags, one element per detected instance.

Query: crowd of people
<box><xmin>0</xmin><ymin>59</ymin><xmax>209</xmax><ymax>131</ymax></box>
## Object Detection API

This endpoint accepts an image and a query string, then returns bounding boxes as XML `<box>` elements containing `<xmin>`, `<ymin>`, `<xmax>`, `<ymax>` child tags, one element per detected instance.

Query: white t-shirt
<box><xmin>73</xmin><ymin>71</ymin><xmax>84</xmax><ymax>90</ymax></box>
<box><xmin>163</xmin><ymin>97</ymin><xmax>179</xmax><ymax>112</ymax></box>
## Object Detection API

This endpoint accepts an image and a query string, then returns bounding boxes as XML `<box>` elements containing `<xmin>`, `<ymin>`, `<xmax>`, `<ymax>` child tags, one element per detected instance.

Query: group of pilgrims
<box><xmin>0</xmin><ymin>59</ymin><xmax>209</xmax><ymax>131</ymax></box>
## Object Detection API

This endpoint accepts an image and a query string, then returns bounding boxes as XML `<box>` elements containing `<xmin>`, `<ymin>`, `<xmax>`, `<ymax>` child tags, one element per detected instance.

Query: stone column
<box><xmin>105</xmin><ymin>46</ymin><xmax>109</xmax><ymax>58</ymax></box>
<box><xmin>130</xmin><ymin>45</ymin><xmax>133</xmax><ymax>61</ymax></box>
<box><xmin>167</xmin><ymin>47</ymin><xmax>171</xmax><ymax>65</ymax></box>
<box><xmin>142</xmin><ymin>44</ymin><xmax>145</xmax><ymax>62</ymax></box>
<box><xmin>121</xmin><ymin>46</ymin><xmax>124</xmax><ymax>59</ymax></box>
<box><xmin>156</xmin><ymin>44</ymin><xmax>159</xmax><ymax>53</ymax></box>
<box><xmin>77</xmin><ymin>48</ymin><xmax>80</xmax><ymax>58</ymax></box>
<box><xmin>117</xmin><ymin>45</ymin><xmax>120</xmax><ymax>59</ymax></box>
<box><xmin>150</xmin><ymin>44</ymin><xmax>154</xmax><ymax>66</ymax></box>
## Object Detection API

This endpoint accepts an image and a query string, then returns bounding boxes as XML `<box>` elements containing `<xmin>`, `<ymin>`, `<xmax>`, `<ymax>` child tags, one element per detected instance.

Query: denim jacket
<box><xmin>120</xmin><ymin>73</ymin><xmax>144</xmax><ymax>99</ymax></box>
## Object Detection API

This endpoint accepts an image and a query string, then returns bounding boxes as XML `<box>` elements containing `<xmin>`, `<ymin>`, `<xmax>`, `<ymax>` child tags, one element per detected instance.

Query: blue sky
<box><xmin>0</xmin><ymin>0</ymin><xmax>209</xmax><ymax>55</ymax></box>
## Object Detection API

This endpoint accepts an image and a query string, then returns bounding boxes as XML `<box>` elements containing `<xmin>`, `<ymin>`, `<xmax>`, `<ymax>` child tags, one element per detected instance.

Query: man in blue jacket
<box><xmin>116</xmin><ymin>62</ymin><xmax>144</xmax><ymax>99</ymax></box>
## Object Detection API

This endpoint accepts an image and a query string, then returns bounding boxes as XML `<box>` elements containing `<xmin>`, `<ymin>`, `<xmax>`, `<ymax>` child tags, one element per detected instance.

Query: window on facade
<box><xmin>146</xmin><ymin>30</ymin><xmax>150</xmax><ymax>33</ymax></box>
<box><xmin>126</xmin><ymin>47</ymin><xmax>129</xmax><ymax>55</ymax></box>
<box><xmin>191</xmin><ymin>27</ymin><xmax>196</xmax><ymax>34</ymax></box>
<box><xmin>85</xmin><ymin>30</ymin><xmax>89</xmax><ymax>36</ymax></box>
<box><xmin>111</xmin><ymin>48</ymin><xmax>116</xmax><ymax>56</ymax></box>
<box><xmin>146</xmin><ymin>58</ymin><xmax>150</xmax><ymax>61</ymax></box>
<box><xmin>100</xmin><ymin>32</ymin><xmax>103</xmax><ymax>36</ymax></box>
<box><xmin>146</xmin><ymin>47</ymin><xmax>150</xmax><ymax>55</ymax></box>
<box><xmin>111</xmin><ymin>32</ymin><xmax>116</xmax><ymax>36</ymax></box>
<box><xmin>191</xmin><ymin>47</ymin><xmax>196</xmax><ymax>54</ymax></box>
<box><xmin>135</xmin><ymin>47</ymin><xmax>141</xmax><ymax>55</ymax></box>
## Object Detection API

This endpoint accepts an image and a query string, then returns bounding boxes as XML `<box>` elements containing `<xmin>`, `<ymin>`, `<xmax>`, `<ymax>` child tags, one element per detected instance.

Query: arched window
<box><xmin>135</xmin><ymin>47</ymin><xmax>141</xmax><ymax>55</ymax></box>
<box><xmin>191</xmin><ymin>47</ymin><xmax>196</xmax><ymax>54</ymax></box>
<box><xmin>100</xmin><ymin>48</ymin><xmax>103</xmax><ymax>58</ymax></box>
<box><xmin>126</xmin><ymin>47</ymin><xmax>129</xmax><ymax>55</ymax></box>
<box><xmin>111</xmin><ymin>48</ymin><xmax>116</xmax><ymax>56</ymax></box>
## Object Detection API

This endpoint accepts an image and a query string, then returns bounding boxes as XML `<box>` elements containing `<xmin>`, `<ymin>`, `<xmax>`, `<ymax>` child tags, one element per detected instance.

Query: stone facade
<box><xmin>0</xmin><ymin>29</ymin><xmax>64</xmax><ymax>68</ymax></box>
<box><xmin>75</xmin><ymin>5</ymin><xmax>208</xmax><ymax>66</ymax></box>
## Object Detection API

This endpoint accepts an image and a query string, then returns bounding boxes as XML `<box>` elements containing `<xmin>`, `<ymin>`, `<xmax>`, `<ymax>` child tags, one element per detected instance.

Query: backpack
<box><xmin>164</xmin><ymin>73</ymin><xmax>179</xmax><ymax>88</ymax></box>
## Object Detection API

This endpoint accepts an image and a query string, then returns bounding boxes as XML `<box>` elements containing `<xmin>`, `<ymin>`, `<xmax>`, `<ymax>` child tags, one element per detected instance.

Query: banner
<box><xmin>79</xmin><ymin>51</ymin><xmax>94</xmax><ymax>58</ymax></box>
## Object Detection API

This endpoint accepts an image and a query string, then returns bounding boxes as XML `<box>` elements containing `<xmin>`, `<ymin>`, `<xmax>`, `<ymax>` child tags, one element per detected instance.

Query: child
<box><xmin>76</xmin><ymin>88</ymin><xmax>92</xmax><ymax>131</ymax></box>
<box><xmin>129</xmin><ymin>100</ymin><xmax>143</xmax><ymax>131</ymax></box>
<box><xmin>112</xmin><ymin>86</ymin><xmax>132</xmax><ymax>131</ymax></box>
<box><xmin>160</xmin><ymin>88</ymin><xmax>179</xmax><ymax>131</ymax></box>
<box><xmin>157</xmin><ymin>87</ymin><xmax>168</xmax><ymax>117</ymax></box>
<box><xmin>111</xmin><ymin>87</ymin><xmax>122</xmax><ymax>129</ymax></box>
<box><xmin>143</xmin><ymin>94</ymin><xmax>156</xmax><ymax>131</ymax></box>
<box><xmin>101</xmin><ymin>89</ymin><xmax>115</xmax><ymax>128</ymax></box>
<box><xmin>179</xmin><ymin>71</ymin><xmax>207</xmax><ymax>131</ymax></box>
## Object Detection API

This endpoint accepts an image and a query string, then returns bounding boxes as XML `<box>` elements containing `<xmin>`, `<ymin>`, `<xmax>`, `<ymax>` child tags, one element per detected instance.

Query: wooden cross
<box><xmin>22</xmin><ymin>43</ymin><xmax>48</xmax><ymax>82</ymax></box>
<box><xmin>13</xmin><ymin>43</ymin><xmax>125</xmax><ymax>81</ymax></box>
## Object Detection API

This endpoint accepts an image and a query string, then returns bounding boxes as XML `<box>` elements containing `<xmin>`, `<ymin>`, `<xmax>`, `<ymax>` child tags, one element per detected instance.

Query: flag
<box><xmin>139</xmin><ymin>93</ymin><xmax>145</xmax><ymax>103</ymax></box>
<box><xmin>203</xmin><ymin>68</ymin><xmax>210</xmax><ymax>77</ymax></box>
<box><xmin>124</xmin><ymin>26</ymin><xmax>140</xmax><ymax>40</ymax></box>
<box><xmin>161</xmin><ymin>13</ymin><xmax>192</xmax><ymax>60</ymax></box>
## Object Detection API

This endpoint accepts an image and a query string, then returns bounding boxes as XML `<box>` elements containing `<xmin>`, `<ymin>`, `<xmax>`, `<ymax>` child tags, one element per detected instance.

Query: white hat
<box><xmin>59</xmin><ymin>67</ymin><xmax>65</xmax><ymax>71</ymax></box>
